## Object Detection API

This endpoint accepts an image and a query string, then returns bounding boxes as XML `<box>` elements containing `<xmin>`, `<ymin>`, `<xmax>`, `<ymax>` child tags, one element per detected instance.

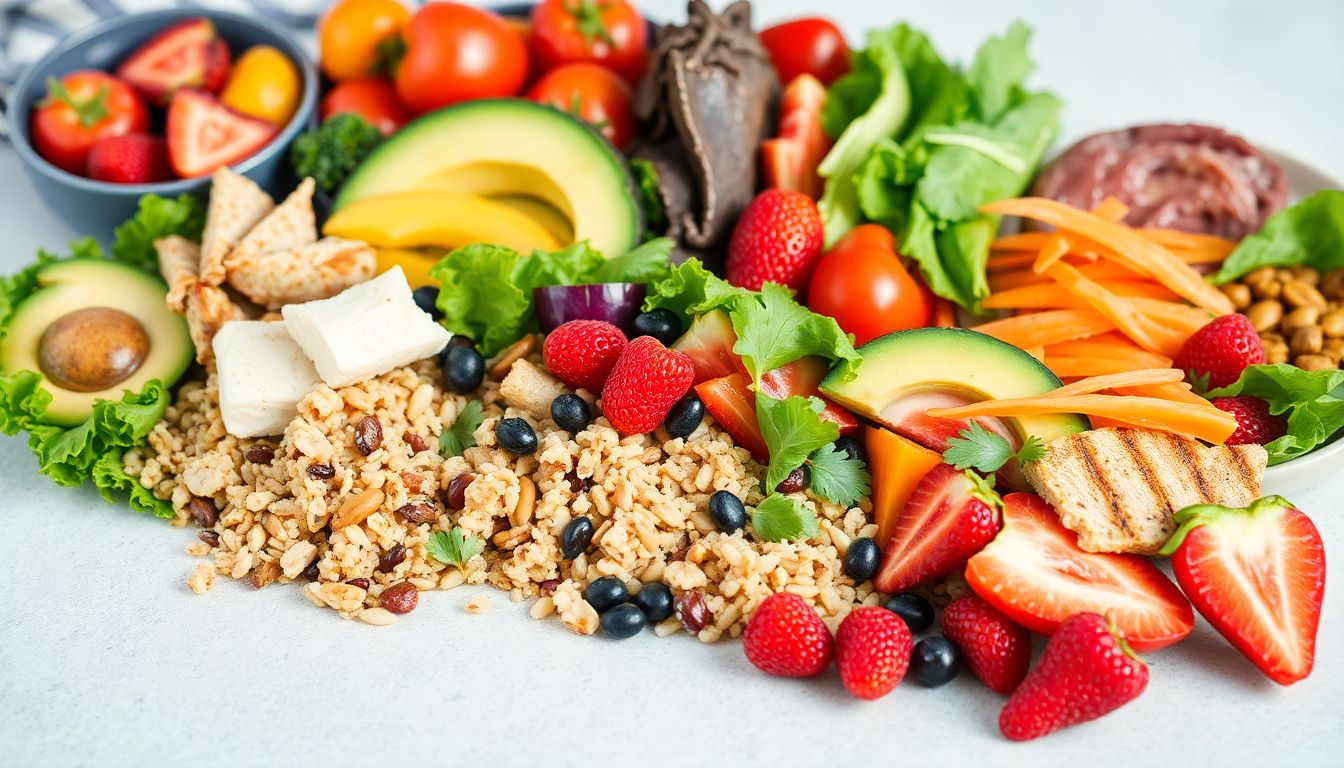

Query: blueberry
<box><xmin>584</xmin><ymin>576</ymin><xmax>629</xmax><ymax>614</ymax></box>
<box><xmin>495</xmin><ymin>418</ymin><xmax>538</xmax><ymax>455</ymax></box>
<box><xmin>412</xmin><ymin>286</ymin><xmax>442</xmax><ymax>319</ymax></box>
<box><xmin>560</xmin><ymin>516</ymin><xmax>594</xmax><ymax>559</ymax></box>
<box><xmin>551</xmin><ymin>394</ymin><xmax>592</xmax><ymax>433</ymax></box>
<box><xmin>911</xmin><ymin>636</ymin><xmax>960</xmax><ymax>687</ymax></box>
<box><xmin>632</xmin><ymin>309</ymin><xmax>682</xmax><ymax>346</ymax></box>
<box><xmin>833</xmin><ymin>435</ymin><xmax>864</xmax><ymax>462</ymax></box>
<box><xmin>884</xmin><ymin>593</ymin><xmax>935</xmax><ymax>634</ymax></box>
<box><xmin>843</xmin><ymin>537</ymin><xmax>880</xmax><ymax>582</ymax></box>
<box><xmin>632</xmin><ymin>582</ymin><xmax>674</xmax><ymax>623</ymax></box>
<box><xmin>708</xmin><ymin>490</ymin><xmax>747</xmax><ymax>533</ymax></box>
<box><xmin>775</xmin><ymin>466</ymin><xmax>808</xmax><ymax>494</ymax></box>
<box><xmin>600</xmin><ymin>603</ymin><xmax>646</xmax><ymax>639</ymax></box>
<box><xmin>441</xmin><ymin>345</ymin><xmax>485</xmax><ymax>394</ymax></box>
<box><xmin>663</xmin><ymin>394</ymin><xmax>705</xmax><ymax>438</ymax></box>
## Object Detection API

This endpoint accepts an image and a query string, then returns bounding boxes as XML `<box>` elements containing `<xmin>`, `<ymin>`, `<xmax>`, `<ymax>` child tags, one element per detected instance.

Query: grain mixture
<box><xmin>127</xmin><ymin>349</ymin><xmax>886</xmax><ymax>639</ymax></box>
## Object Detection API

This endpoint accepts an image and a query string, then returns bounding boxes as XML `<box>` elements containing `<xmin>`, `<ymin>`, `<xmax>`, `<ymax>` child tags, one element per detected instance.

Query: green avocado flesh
<box><xmin>819</xmin><ymin>327</ymin><xmax>1090</xmax><ymax>442</ymax></box>
<box><xmin>0</xmin><ymin>259</ymin><xmax>192</xmax><ymax>426</ymax></box>
<box><xmin>335</xmin><ymin>98</ymin><xmax>642</xmax><ymax>258</ymax></box>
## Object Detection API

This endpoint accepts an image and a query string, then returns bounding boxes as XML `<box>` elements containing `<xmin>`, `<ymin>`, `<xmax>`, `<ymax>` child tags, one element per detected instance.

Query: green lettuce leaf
<box><xmin>642</xmin><ymin>259</ymin><xmax>750</xmax><ymax>321</ymax></box>
<box><xmin>1207</xmin><ymin>364</ymin><xmax>1344</xmax><ymax>464</ymax></box>
<box><xmin>92</xmin><ymin>451</ymin><xmax>172</xmax><ymax>518</ymax></box>
<box><xmin>592</xmin><ymin>238</ymin><xmax>675</xmax><ymax>284</ymax></box>
<box><xmin>966</xmin><ymin>21</ymin><xmax>1033</xmax><ymax>122</ymax></box>
<box><xmin>1212</xmin><ymin>191</ymin><xmax>1344</xmax><ymax>284</ymax></box>
<box><xmin>110</xmin><ymin>194</ymin><xmax>206</xmax><ymax>272</ymax></box>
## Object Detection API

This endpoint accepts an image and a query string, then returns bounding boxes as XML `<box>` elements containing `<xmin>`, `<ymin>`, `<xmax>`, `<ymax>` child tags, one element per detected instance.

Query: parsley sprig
<box><xmin>438</xmin><ymin>400</ymin><xmax>484</xmax><ymax>458</ymax></box>
<box><xmin>426</xmin><ymin>527</ymin><xmax>484</xmax><ymax>569</ymax></box>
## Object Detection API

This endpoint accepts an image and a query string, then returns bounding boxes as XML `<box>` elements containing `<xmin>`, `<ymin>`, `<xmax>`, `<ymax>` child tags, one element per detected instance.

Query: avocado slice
<box><xmin>820</xmin><ymin>327</ymin><xmax>1089</xmax><ymax>450</ymax></box>
<box><xmin>335</xmin><ymin>99</ymin><xmax>642</xmax><ymax>258</ymax></box>
<box><xmin>0</xmin><ymin>259</ymin><xmax>193</xmax><ymax>426</ymax></box>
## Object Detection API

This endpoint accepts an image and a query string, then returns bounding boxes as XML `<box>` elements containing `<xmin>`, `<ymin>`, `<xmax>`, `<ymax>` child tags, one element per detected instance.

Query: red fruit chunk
<box><xmin>835</xmin><ymin>606</ymin><xmax>912</xmax><ymax>700</ymax></box>
<box><xmin>673</xmin><ymin>309</ymin><xmax>748</xmax><ymax>384</ymax></box>
<box><xmin>726</xmin><ymin>189</ymin><xmax>825</xmax><ymax>292</ymax></box>
<box><xmin>542</xmin><ymin>320</ymin><xmax>627</xmax><ymax>392</ymax></box>
<box><xmin>758</xmin><ymin>356</ymin><xmax>858</xmax><ymax>436</ymax></box>
<box><xmin>117</xmin><ymin>17</ymin><xmax>230</xmax><ymax>104</ymax></box>
<box><xmin>999</xmin><ymin>613</ymin><xmax>1148</xmax><ymax>741</ymax></box>
<box><xmin>1210</xmin><ymin>395</ymin><xmax>1287</xmax><ymax>446</ymax></box>
<box><xmin>695</xmin><ymin>372</ymin><xmax>769</xmax><ymax>461</ymax></box>
<box><xmin>941</xmin><ymin>594</ymin><xmax>1030</xmax><ymax>695</ymax></box>
<box><xmin>600</xmin><ymin>336</ymin><xmax>694</xmax><ymax>435</ymax></box>
<box><xmin>760</xmin><ymin>74</ymin><xmax>831</xmax><ymax>199</ymax></box>
<box><xmin>1162</xmin><ymin>497</ymin><xmax>1325</xmax><ymax>685</ymax></box>
<box><xmin>742</xmin><ymin>592</ymin><xmax>833</xmax><ymax>678</ymax></box>
<box><xmin>1173</xmin><ymin>313</ymin><xmax>1264</xmax><ymax>390</ymax></box>
<box><xmin>166</xmin><ymin>89</ymin><xmax>278</xmax><ymax>178</ymax></box>
<box><xmin>87</xmin><ymin>134</ymin><xmax>171</xmax><ymax>184</ymax></box>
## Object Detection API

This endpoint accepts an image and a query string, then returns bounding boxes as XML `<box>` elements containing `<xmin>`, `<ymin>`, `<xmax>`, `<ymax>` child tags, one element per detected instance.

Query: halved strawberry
<box><xmin>759</xmin><ymin>356</ymin><xmax>858</xmax><ymax>436</ymax></box>
<box><xmin>166</xmin><ymin>89</ymin><xmax>277</xmax><ymax>178</ymax></box>
<box><xmin>116</xmin><ymin>18</ymin><xmax>231</xmax><ymax>104</ymax></box>
<box><xmin>760</xmin><ymin>73</ymin><xmax>831</xmax><ymax>199</ymax></box>
<box><xmin>1160</xmin><ymin>497</ymin><xmax>1325</xmax><ymax>685</ymax></box>
<box><xmin>695</xmin><ymin>372</ymin><xmax>769</xmax><ymax>461</ymax></box>
<box><xmin>673</xmin><ymin>309</ymin><xmax>748</xmax><ymax>384</ymax></box>
<box><xmin>966</xmin><ymin>493</ymin><xmax>1194</xmax><ymax>652</ymax></box>
<box><xmin>874</xmin><ymin>463</ymin><xmax>1002</xmax><ymax>593</ymax></box>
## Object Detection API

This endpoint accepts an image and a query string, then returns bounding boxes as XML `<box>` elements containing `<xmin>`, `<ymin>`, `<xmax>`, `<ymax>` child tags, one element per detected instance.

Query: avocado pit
<box><xmin>38</xmin><ymin>307</ymin><xmax>150</xmax><ymax>393</ymax></box>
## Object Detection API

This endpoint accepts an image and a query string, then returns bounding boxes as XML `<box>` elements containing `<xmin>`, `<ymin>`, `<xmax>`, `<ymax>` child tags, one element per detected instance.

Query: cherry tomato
<box><xmin>526</xmin><ymin>63</ymin><xmax>634</xmax><ymax>149</ymax></box>
<box><xmin>30</xmin><ymin>71</ymin><xmax>149</xmax><ymax>176</ymax></box>
<box><xmin>808</xmin><ymin>243</ymin><xmax>933</xmax><ymax>346</ymax></box>
<box><xmin>529</xmin><ymin>0</ymin><xmax>647</xmax><ymax>84</ymax></box>
<box><xmin>220</xmin><ymin>46</ymin><xmax>302</xmax><ymax>126</ymax></box>
<box><xmin>319</xmin><ymin>0</ymin><xmax>411</xmax><ymax>81</ymax></box>
<box><xmin>759</xmin><ymin>18</ymin><xmax>849</xmax><ymax>86</ymax></box>
<box><xmin>394</xmin><ymin>3</ymin><xmax>528</xmax><ymax>114</ymax></box>
<box><xmin>321</xmin><ymin>77</ymin><xmax>411</xmax><ymax>136</ymax></box>
<box><xmin>829</xmin><ymin>223</ymin><xmax>895</xmax><ymax>257</ymax></box>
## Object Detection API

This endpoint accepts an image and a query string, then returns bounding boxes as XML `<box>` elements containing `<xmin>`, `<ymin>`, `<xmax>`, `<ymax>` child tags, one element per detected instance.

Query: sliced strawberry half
<box><xmin>874</xmin><ymin>463</ymin><xmax>1002</xmax><ymax>593</ymax></box>
<box><xmin>760</xmin><ymin>356</ymin><xmax>858</xmax><ymax>436</ymax></box>
<box><xmin>966</xmin><ymin>493</ymin><xmax>1194</xmax><ymax>652</ymax></box>
<box><xmin>167</xmin><ymin>89</ymin><xmax>277</xmax><ymax>178</ymax></box>
<box><xmin>1160</xmin><ymin>497</ymin><xmax>1325</xmax><ymax>685</ymax></box>
<box><xmin>673</xmin><ymin>309</ymin><xmax>748</xmax><ymax>384</ymax></box>
<box><xmin>116</xmin><ymin>18</ymin><xmax>230</xmax><ymax>104</ymax></box>
<box><xmin>696</xmin><ymin>372</ymin><xmax>769</xmax><ymax>461</ymax></box>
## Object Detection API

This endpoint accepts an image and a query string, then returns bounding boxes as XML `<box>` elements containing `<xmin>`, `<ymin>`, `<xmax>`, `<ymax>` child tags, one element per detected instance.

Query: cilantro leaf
<box><xmin>807</xmin><ymin>444</ymin><xmax>870</xmax><ymax>507</ymax></box>
<box><xmin>1016</xmin><ymin>435</ymin><xmax>1046</xmax><ymax>464</ymax></box>
<box><xmin>730</xmin><ymin>283</ymin><xmax>861</xmax><ymax>384</ymax></box>
<box><xmin>756</xmin><ymin>393</ymin><xmax>839</xmax><ymax>490</ymax></box>
<box><xmin>110</xmin><ymin>194</ymin><xmax>205</xmax><ymax>272</ymax></box>
<box><xmin>943</xmin><ymin>422</ymin><xmax>1046</xmax><ymax>473</ymax></box>
<box><xmin>751</xmin><ymin>494</ymin><xmax>821</xmax><ymax>543</ymax></box>
<box><xmin>426</xmin><ymin>527</ymin><xmax>485</xmax><ymax>569</ymax></box>
<box><xmin>439</xmin><ymin>400</ymin><xmax>483</xmax><ymax>458</ymax></box>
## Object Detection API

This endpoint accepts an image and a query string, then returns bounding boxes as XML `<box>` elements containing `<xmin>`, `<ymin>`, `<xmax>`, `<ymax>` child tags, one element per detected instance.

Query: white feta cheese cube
<box><xmin>214</xmin><ymin>320</ymin><xmax>323</xmax><ymax>438</ymax></box>
<box><xmin>281</xmin><ymin>266</ymin><xmax>451</xmax><ymax>387</ymax></box>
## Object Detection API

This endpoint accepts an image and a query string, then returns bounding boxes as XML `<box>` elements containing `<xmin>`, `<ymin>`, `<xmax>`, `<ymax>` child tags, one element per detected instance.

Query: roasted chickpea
<box><xmin>1294</xmin><ymin>354</ymin><xmax>1336</xmax><ymax>371</ymax></box>
<box><xmin>1220</xmin><ymin>283</ymin><xmax>1252</xmax><ymax>310</ymax></box>
<box><xmin>1245</xmin><ymin>300</ymin><xmax>1284</xmax><ymax>332</ymax></box>
<box><xmin>1321</xmin><ymin>269</ymin><xmax>1344</xmax><ymax>299</ymax></box>
<box><xmin>1290</xmin><ymin>266</ymin><xmax>1321</xmax><ymax>286</ymax></box>
<box><xmin>1282</xmin><ymin>305</ymin><xmax>1321</xmax><ymax>332</ymax></box>
<box><xmin>1283</xmin><ymin>280</ymin><xmax>1328</xmax><ymax>311</ymax></box>
<box><xmin>1321</xmin><ymin>309</ymin><xmax>1344</xmax><ymax>338</ymax></box>
<box><xmin>1290</xmin><ymin>325</ymin><xmax>1324</xmax><ymax>356</ymax></box>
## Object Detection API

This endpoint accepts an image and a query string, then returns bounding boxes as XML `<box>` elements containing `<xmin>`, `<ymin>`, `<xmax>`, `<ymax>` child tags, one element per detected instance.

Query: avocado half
<box><xmin>819</xmin><ymin>327</ymin><xmax>1089</xmax><ymax>446</ymax></box>
<box><xmin>0</xmin><ymin>259</ymin><xmax>192</xmax><ymax>426</ymax></box>
<box><xmin>334</xmin><ymin>98</ymin><xmax>643</xmax><ymax>258</ymax></box>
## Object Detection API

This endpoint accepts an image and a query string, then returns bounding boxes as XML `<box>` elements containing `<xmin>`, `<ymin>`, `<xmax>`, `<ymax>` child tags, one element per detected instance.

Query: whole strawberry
<box><xmin>87</xmin><ymin>134</ymin><xmax>171</xmax><ymax>184</ymax></box>
<box><xmin>726</xmin><ymin>189</ymin><xmax>825</xmax><ymax>292</ymax></box>
<box><xmin>543</xmin><ymin>320</ymin><xmax>627</xmax><ymax>392</ymax></box>
<box><xmin>600</xmin><ymin>336</ymin><xmax>694</xmax><ymax>435</ymax></box>
<box><xmin>941</xmin><ymin>594</ymin><xmax>1031</xmax><ymax>695</ymax></box>
<box><xmin>1174</xmin><ymin>313</ymin><xmax>1264</xmax><ymax>390</ymax></box>
<box><xmin>742</xmin><ymin>592</ymin><xmax>833</xmax><ymax>677</ymax></box>
<box><xmin>1000</xmin><ymin>613</ymin><xmax>1148</xmax><ymax>741</ymax></box>
<box><xmin>1210</xmin><ymin>395</ymin><xmax>1287</xmax><ymax>446</ymax></box>
<box><xmin>835</xmin><ymin>606</ymin><xmax>913</xmax><ymax>699</ymax></box>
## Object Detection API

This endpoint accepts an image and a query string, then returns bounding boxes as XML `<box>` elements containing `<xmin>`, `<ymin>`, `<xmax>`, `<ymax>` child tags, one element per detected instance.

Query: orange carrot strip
<box><xmin>1043</xmin><ymin>262</ymin><xmax>1188</xmax><ymax>356</ymax></box>
<box><xmin>1136</xmin><ymin>228</ymin><xmax>1236</xmax><ymax>260</ymax></box>
<box><xmin>1092</xmin><ymin>197</ymin><xmax>1131</xmax><ymax>222</ymax></box>
<box><xmin>971</xmin><ymin>309</ymin><xmax>1115</xmax><ymax>349</ymax></box>
<box><xmin>1032</xmin><ymin>232</ymin><xmax>1074</xmax><ymax>274</ymax></box>
<box><xmin>1023</xmin><ymin>346</ymin><xmax>1046</xmax><ymax>362</ymax></box>
<box><xmin>1045</xmin><ymin>368</ymin><xmax>1186</xmax><ymax>397</ymax></box>
<box><xmin>989</xmin><ymin>268</ymin><xmax>1052</xmax><ymax>291</ymax></box>
<box><xmin>1044</xmin><ymin>356</ymin><xmax>1158</xmax><ymax>378</ymax></box>
<box><xmin>1046</xmin><ymin>337</ymin><xmax>1173</xmax><ymax>369</ymax></box>
<box><xmin>1089</xmin><ymin>416</ymin><xmax>1135</xmax><ymax>430</ymax></box>
<box><xmin>1131</xmin><ymin>298</ymin><xmax>1215</xmax><ymax>336</ymax></box>
<box><xmin>932</xmin><ymin>297</ymin><xmax>957</xmax><ymax>328</ymax></box>
<box><xmin>993</xmin><ymin>231</ymin><xmax>1230</xmax><ymax>264</ymax></box>
<box><xmin>927</xmin><ymin>393</ymin><xmax>1236</xmax><ymax>444</ymax></box>
<box><xmin>1113</xmin><ymin>382</ymin><xmax>1210</xmax><ymax>406</ymax></box>
<box><xmin>983</xmin><ymin>281</ymin><xmax>1180</xmax><ymax>311</ymax></box>
<box><xmin>982</xmin><ymin>198</ymin><xmax>1234</xmax><ymax>314</ymax></box>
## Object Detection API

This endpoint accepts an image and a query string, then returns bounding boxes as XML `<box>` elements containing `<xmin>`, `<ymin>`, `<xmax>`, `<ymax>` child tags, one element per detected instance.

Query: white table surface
<box><xmin>2</xmin><ymin>1</ymin><xmax>1341</xmax><ymax>765</ymax></box>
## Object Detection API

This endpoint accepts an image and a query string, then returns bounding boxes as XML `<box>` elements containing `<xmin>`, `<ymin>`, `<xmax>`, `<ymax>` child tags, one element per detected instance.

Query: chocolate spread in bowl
<box><xmin>1030</xmin><ymin>124</ymin><xmax>1288</xmax><ymax>239</ymax></box>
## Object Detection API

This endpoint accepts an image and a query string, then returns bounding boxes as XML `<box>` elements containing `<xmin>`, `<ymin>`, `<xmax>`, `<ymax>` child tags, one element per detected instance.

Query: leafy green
<box><xmin>730</xmin><ymin>283</ymin><xmax>862</xmax><ymax>385</ymax></box>
<box><xmin>806</xmin><ymin>444</ymin><xmax>870</xmax><ymax>507</ymax></box>
<box><xmin>943</xmin><ymin>422</ymin><xmax>1045</xmax><ymax>474</ymax></box>
<box><xmin>1212</xmin><ymin>191</ymin><xmax>1344</xmax><ymax>284</ymax></box>
<box><xmin>592</xmin><ymin>238</ymin><xmax>675</xmax><ymax>284</ymax></box>
<box><xmin>966</xmin><ymin>21</ymin><xmax>1033</xmax><ymax>122</ymax></box>
<box><xmin>751</xmin><ymin>494</ymin><xmax>820</xmax><ymax>543</ymax></box>
<box><xmin>628</xmin><ymin>158</ymin><xmax>667</xmax><ymax>234</ymax></box>
<box><xmin>426</xmin><ymin>527</ymin><xmax>485</xmax><ymax>569</ymax></box>
<box><xmin>755</xmin><ymin>394</ymin><xmax>839</xmax><ymax>490</ymax></box>
<box><xmin>0</xmin><ymin>250</ymin><xmax>58</xmax><ymax>340</ymax></box>
<box><xmin>642</xmin><ymin>258</ymin><xmax>751</xmax><ymax>321</ymax></box>
<box><xmin>290</xmin><ymin>113</ymin><xmax>384</xmax><ymax>193</ymax></box>
<box><xmin>439</xmin><ymin>400</ymin><xmax>484</xmax><ymax>458</ymax></box>
<box><xmin>91</xmin><ymin>451</ymin><xmax>171</xmax><ymax>518</ymax></box>
<box><xmin>110</xmin><ymin>194</ymin><xmax>205</xmax><ymax>272</ymax></box>
<box><xmin>1207</xmin><ymin>364</ymin><xmax>1344</xmax><ymax>464</ymax></box>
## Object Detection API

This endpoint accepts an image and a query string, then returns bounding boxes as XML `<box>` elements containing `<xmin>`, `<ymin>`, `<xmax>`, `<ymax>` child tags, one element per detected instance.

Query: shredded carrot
<box><xmin>1031</xmin><ymin>232</ymin><xmax>1073</xmax><ymax>274</ymax></box>
<box><xmin>927</xmin><ymin>393</ymin><xmax>1236</xmax><ymax>444</ymax></box>
<box><xmin>1113</xmin><ymin>382</ymin><xmax>1210</xmax><ymax>406</ymax></box>
<box><xmin>1130</xmin><ymin>298</ymin><xmax>1214</xmax><ymax>336</ymax></box>
<box><xmin>1045</xmin><ymin>368</ymin><xmax>1186</xmax><ymax>397</ymax></box>
<box><xmin>983</xmin><ymin>280</ymin><xmax>1180</xmax><ymax>311</ymax></box>
<box><xmin>1023</xmin><ymin>346</ymin><xmax>1046</xmax><ymax>362</ymax></box>
<box><xmin>971</xmin><ymin>309</ymin><xmax>1115</xmax><ymax>349</ymax></box>
<box><xmin>1088</xmin><ymin>416</ymin><xmax>1135</xmax><ymax>430</ymax></box>
<box><xmin>1046</xmin><ymin>336</ymin><xmax>1173</xmax><ymax>369</ymax></box>
<box><xmin>1045</xmin><ymin>356</ymin><xmax>1159</xmax><ymax>378</ymax></box>
<box><xmin>1092</xmin><ymin>197</ymin><xmax>1131</xmax><ymax>222</ymax></box>
<box><xmin>988</xmin><ymin>268</ymin><xmax>1052</xmax><ymax>291</ymax></box>
<box><xmin>982</xmin><ymin>197</ymin><xmax>1234</xmax><ymax>314</ymax></box>
<box><xmin>1043</xmin><ymin>262</ymin><xmax>1188</xmax><ymax>356</ymax></box>
<box><xmin>1136</xmin><ymin>228</ymin><xmax>1236</xmax><ymax>261</ymax></box>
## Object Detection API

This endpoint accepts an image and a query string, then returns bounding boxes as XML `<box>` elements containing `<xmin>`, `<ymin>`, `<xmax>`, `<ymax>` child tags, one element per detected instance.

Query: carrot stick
<box><xmin>932</xmin><ymin>297</ymin><xmax>957</xmax><ymax>328</ymax></box>
<box><xmin>1113</xmin><ymin>382</ymin><xmax>1210</xmax><ymax>406</ymax></box>
<box><xmin>1023</xmin><ymin>346</ymin><xmax>1046</xmax><ymax>362</ymax></box>
<box><xmin>1046</xmin><ymin>336</ymin><xmax>1174</xmax><ymax>369</ymax></box>
<box><xmin>983</xmin><ymin>281</ymin><xmax>1180</xmax><ymax>311</ymax></box>
<box><xmin>1032</xmin><ymin>232</ymin><xmax>1074</xmax><ymax>274</ymax></box>
<box><xmin>982</xmin><ymin>198</ymin><xmax>1234</xmax><ymax>314</ymax></box>
<box><xmin>926</xmin><ymin>393</ymin><xmax>1237</xmax><ymax>444</ymax></box>
<box><xmin>1136</xmin><ymin>228</ymin><xmax>1236</xmax><ymax>260</ymax></box>
<box><xmin>1045</xmin><ymin>356</ymin><xmax>1157</xmax><ymax>378</ymax></box>
<box><xmin>971</xmin><ymin>309</ymin><xmax>1115</xmax><ymax>349</ymax></box>
<box><xmin>993</xmin><ymin>231</ymin><xmax>1231</xmax><ymax>264</ymax></box>
<box><xmin>1131</xmin><ymin>298</ymin><xmax>1215</xmax><ymax>336</ymax></box>
<box><xmin>989</xmin><ymin>268</ymin><xmax>1052</xmax><ymax>291</ymax></box>
<box><xmin>1045</xmin><ymin>368</ymin><xmax>1186</xmax><ymax>397</ymax></box>
<box><xmin>1043</xmin><ymin>262</ymin><xmax>1188</xmax><ymax>356</ymax></box>
<box><xmin>1092</xmin><ymin>197</ymin><xmax>1131</xmax><ymax>222</ymax></box>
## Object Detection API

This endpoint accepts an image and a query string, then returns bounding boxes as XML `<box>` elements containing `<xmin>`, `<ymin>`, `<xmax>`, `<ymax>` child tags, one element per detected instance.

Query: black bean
<box><xmin>911</xmin><ymin>636</ymin><xmax>960</xmax><ymax>687</ymax></box>
<box><xmin>632</xmin><ymin>309</ymin><xmax>682</xmax><ymax>346</ymax></box>
<box><xmin>662</xmin><ymin>394</ymin><xmax>705</xmax><ymax>438</ymax></box>
<box><xmin>584</xmin><ymin>576</ymin><xmax>629</xmax><ymax>614</ymax></box>
<box><xmin>632</xmin><ymin>583</ymin><xmax>674</xmax><ymax>623</ymax></box>
<box><xmin>441</xmin><ymin>345</ymin><xmax>485</xmax><ymax>394</ymax></box>
<box><xmin>708</xmin><ymin>490</ymin><xmax>747</xmax><ymax>533</ymax></box>
<box><xmin>550</xmin><ymin>394</ymin><xmax>592</xmax><ymax>433</ymax></box>
<box><xmin>884</xmin><ymin>593</ymin><xmax>935</xmax><ymax>634</ymax></box>
<box><xmin>412</xmin><ymin>286</ymin><xmax>442</xmax><ymax>319</ymax></box>
<box><xmin>561</xmin><ymin>516</ymin><xmax>595</xmax><ymax>559</ymax></box>
<box><xmin>843</xmin><ymin>537</ymin><xmax>880</xmax><ymax>582</ymax></box>
<box><xmin>600</xmin><ymin>603</ymin><xmax>646</xmax><ymax>639</ymax></box>
<box><xmin>495</xmin><ymin>418</ymin><xmax>538</xmax><ymax>455</ymax></box>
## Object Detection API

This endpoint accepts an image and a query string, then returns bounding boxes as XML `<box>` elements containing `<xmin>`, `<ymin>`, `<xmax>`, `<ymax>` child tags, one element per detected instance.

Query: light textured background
<box><xmin>1</xmin><ymin>1</ymin><xmax>1341</xmax><ymax>766</ymax></box>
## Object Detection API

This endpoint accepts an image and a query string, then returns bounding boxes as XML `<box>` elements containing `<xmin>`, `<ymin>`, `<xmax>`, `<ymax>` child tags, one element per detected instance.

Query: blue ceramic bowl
<box><xmin>8</xmin><ymin>9</ymin><xmax>318</xmax><ymax>238</ymax></box>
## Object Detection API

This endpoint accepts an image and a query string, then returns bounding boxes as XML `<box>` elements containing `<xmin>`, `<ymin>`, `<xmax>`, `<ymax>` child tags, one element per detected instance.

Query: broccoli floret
<box><xmin>289</xmin><ymin>114</ymin><xmax>384</xmax><ymax>193</ymax></box>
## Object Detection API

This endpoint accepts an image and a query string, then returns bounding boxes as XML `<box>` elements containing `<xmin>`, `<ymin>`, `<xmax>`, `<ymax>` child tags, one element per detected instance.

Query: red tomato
<box><xmin>529</xmin><ymin>0</ymin><xmax>647</xmax><ymax>83</ymax></box>
<box><xmin>808</xmin><ymin>242</ymin><xmax>933</xmax><ymax>346</ymax></box>
<box><xmin>526</xmin><ymin>63</ymin><xmax>634</xmax><ymax>149</ymax></box>
<box><xmin>758</xmin><ymin>18</ymin><xmax>849</xmax><ymax>86</ymax></box>
<box><xmin>394</xmin><ymin>3</ymin><xmax>528</xmax><ymax>114</ymax></box>
<box><xmin>321</xmin><ymin>77</ymin><xmax>411</xmax><ymax>136</ymax></box>
<box><xmin>30</xmin><ymin>71</ymin><xmax>149</xmax><ymax>176</ymax></box>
